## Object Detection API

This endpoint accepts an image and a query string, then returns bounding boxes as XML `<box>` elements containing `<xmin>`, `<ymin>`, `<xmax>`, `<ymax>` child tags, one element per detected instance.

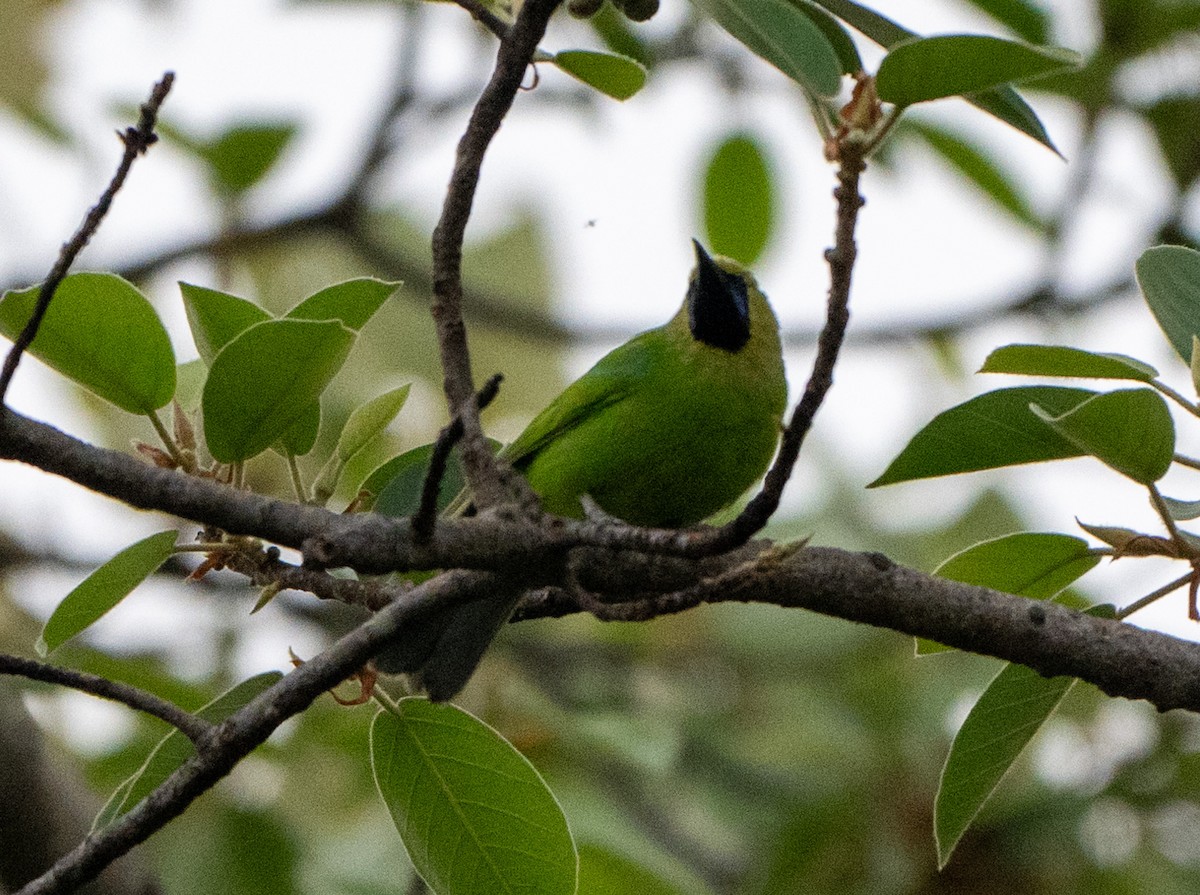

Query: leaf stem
<box><xmin>287</xmin><ymin>453</ymin><xmax>307</xmax><ymax>504</ymax></box>
<box><xmin>147</xmin><ymin>410</ymin><xmax>185</xmax><ymax>467</ymax></box>
<box><xmin>1117</xmin><ymin>571</ymin><xmax>1195</xmax><ymax>620</ymax></box>
<box><xmin>1174</xmin><ymin>453</ymin><xmax>1200</xmax><ymax>471</ymax></box>
<box><xmin>1151</xmin><ymin>379</ymin><xmax>1200</xmax><ymax>416</ymax></box>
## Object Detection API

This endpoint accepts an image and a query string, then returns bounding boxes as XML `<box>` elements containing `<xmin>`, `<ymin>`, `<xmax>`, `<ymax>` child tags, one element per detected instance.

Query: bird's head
<box><xmin>687</xmin><ymin>239</ymin><xmax>754</xmax><ymax>352</ymax></box>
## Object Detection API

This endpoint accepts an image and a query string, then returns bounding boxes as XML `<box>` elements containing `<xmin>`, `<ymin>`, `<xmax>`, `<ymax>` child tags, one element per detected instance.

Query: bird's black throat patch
<box><xmin>688</xmin><ymin>242</ymin><xmax>751</xmax><ymax>353</ymax></box>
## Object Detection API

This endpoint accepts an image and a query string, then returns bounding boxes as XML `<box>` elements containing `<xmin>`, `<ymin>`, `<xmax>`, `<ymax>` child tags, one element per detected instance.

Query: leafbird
<box><xmin>381</xmin><ymin>240</ymin><xmax>787</xmax><ymax>699</ymax></box>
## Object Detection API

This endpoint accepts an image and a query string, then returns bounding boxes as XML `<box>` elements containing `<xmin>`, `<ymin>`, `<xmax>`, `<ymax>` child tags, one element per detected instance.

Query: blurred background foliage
<box><xmin>4</xmin><ymin>0</ymin><xmax>1200</xmax><ymax>893</ymax></box>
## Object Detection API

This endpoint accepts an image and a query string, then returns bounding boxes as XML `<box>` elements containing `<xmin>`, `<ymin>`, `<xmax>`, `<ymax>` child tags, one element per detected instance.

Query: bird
<box><xmin>381</xmin><ymin>240</ymin><xmax>787</xmax><ymax>700</ymax></box>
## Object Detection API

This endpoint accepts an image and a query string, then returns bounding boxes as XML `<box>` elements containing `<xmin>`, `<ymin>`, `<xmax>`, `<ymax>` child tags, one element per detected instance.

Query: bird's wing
<box><xmin>501</xmin><ymin>333</ymin><xmax>652</xmax><ymax>468</ymax></box>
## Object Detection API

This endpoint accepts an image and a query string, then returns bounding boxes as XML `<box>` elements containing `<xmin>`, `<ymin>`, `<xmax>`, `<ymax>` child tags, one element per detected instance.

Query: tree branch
<box><xmin>0</xmin><ymin>72</ymin><xmax>174</xmax><ymax>406</ymax></box>
<box><xmin>13</xmin><ymin>568</ymin><xmax>508</xmax><ymax>895</ymax></box>
<box><xmin>0</xmin><ymin>654</ymin><xmax>211</xmax><ymax>744</ymax></box>
<box><xmin>429</xmin><ymin>0</ymin><xmax>562</xmax><ymax>509</ymax></box>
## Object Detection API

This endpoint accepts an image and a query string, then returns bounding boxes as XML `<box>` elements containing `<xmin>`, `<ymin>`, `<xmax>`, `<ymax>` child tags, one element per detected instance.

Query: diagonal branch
<box><xmin>429</xmin><ymin>0</ymin><xmax>562</xmax><ymax>509</ymax></box>
<box><xmin>12</xmin><ymin>568</ymin><xmax>511</xmax><ymax>895</ymax></box>
<box><xmin>0</xmin><ymin>72</ymin><xmax>174</xmax><ymax>406</ymax></box>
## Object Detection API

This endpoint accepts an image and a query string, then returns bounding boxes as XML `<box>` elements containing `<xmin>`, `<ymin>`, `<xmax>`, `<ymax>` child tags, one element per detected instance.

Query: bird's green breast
<box><xmin>516</xmin><ymin>286</ymin><xmax>786</xmax><ymax>527</ymax></box>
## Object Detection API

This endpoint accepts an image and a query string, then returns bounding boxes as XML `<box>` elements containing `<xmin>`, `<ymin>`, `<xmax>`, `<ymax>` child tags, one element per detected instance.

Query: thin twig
<box><xmin>0</xmin><ymin>653</ymin><xmax>211</xmax><ymax>744</ymax></box>
<box><xmin>0</xmin><ymin>72</ymin><xmax>174</xmax><ymax>406</ymax></box>
<box><xmin>429</xmin><ymin>0</ymin><xmax>561</xmax><ymax>510</ymax></box>
<box><xmin>645</xmin><ymin>145</ymin><xmax>868</xmax><ymax>558</ymax></box>
<box><xmin>413</xmin><ymin>372</ymin><xmax>503</xmax><ymax>543</ymax></box>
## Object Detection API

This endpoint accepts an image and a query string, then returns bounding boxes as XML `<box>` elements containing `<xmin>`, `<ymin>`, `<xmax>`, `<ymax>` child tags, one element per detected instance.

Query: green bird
<box><xmin>382</xmin><ymin>240</ymin><xmax>787</xmax><ymax>699</ymax></box>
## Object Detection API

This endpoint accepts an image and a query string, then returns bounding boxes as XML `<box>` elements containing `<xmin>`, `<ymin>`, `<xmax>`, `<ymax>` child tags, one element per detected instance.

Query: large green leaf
<box><xmin>919</xmin><ymin>533</ymin><xmax>1099</xmax><ymax>654</ymax></box>
<box><xmin>0</xmin><ymin>273</ymin><xmax>176</xmax><ymax>413</ymax></box>
<box><xmin>936</xmin><ymin>532</ymin><xmax>1099</xmax><ymax>600</ymax></box>
<box><xmin>285</xmin><ymin>278</ymin><xmax>399</xmax><ymax>331</ymax></box>
<box><xmin>1135</xmin><ymin>245</ymin><xmax>1200</xmax><ymax>363</ymax></box>
<box><xmin>1031</xmin><ymin>388</ymin><xmax>1174</xmax><ymax>485</ymax></box>
<box><xmin>36</xmin><ymin>531</ymin><xmax>177</xmax><ymax>656</ymax></box>
<box><xmin>934</xmin><ymin>603</ymin><xmax>1115</xmax><ymax>866</ymax></box>
<box><xmin>870</xmin><ymin>386</ymin><xmax>1095</xmax><ymax>487</ymax></box>
<box><xmin>94</xmin><ymin>672</ymin><xmax>283</xmax><ymax>830</ymax></box>
<box><xmin>202</xmin><ymin>318</ymin><xmax>354</xmax><ymax>463</ymax></box>
<box><xmin>690</xmin><ymin>0</ymin><xmax>843</xmax><ymax>97</ymax></box>
<box><xmin>935</xmin><ymin>662</ymin><xmax>1075</xmax><ymax>867</ymax></box>
<box><xmin>371</xmin><ymin>699</ymin><xmax>577</xmax><ymax>895</ymax></box>
<box><xmin>703</xmin><ymin>132</ymin><xmax>775</xmax><ymax>266</ymax></box>
<box><xmin>552</xmin><ymin>50</ymin><xmax>647</xmax><ymax>100</ymax></box>
<box><xmin>979</xmin><ymin>344</ymin><xmax>1157</xmax><ymax>381</ymax></box>
<box><xmin>876</xmin><ymin>35</ymin><xmax>1080</xmax><ymax>108</ymax></box>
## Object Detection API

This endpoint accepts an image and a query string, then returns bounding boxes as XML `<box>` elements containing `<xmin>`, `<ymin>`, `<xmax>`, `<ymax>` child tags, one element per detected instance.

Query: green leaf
<box><xmin>578</xmin><ymin>843</ymin><xmax>691</xmax><ymax>895</ymax></box>
<box><xmin>285</xmin><ymin>278</ymin><xmax>400</xmax><ymax>331</ymax></box>
<box><xmin>937</xmin><ymin>532</ymin><xmax>1099</xmax><ymax>598</ymax></box>
<box><xmin>919</xmin><ymin>533</ymin><xmax>1099</xmax><ymax>654</ymax></box>
<box><xmin>274</xmin><ymin>402</ymin><xmax>322</xmax><ymax>458</ymax></box>
<box><xmin>338</xmin><ymin>385</ymin><xmax>411</xmax><ymax>462</ymax></box>
<box><xmin>690</xmin><ymin>0</ymin><xmax>843</xmax><ymax>97</ymax></box>
<box><xmin>369</xmin><ymin>443</ymin><xmax>470</xmax><ymax>517</ymax></box>
<box><xmin>904</xmin><ymin>122</ymin><xmax>1042</xmax><ymax>228</ymax></box>
<box><xmin>788</xmin><ymin>0</ymin><xmax>862</xmax><ymax>74</ymax></box>
<box><xmin>1143</xmin><ymin>96</ymin><xmax>1200</xmax><ymax>190</ymax></box>
<box><xmin>180</xmin><ymin>283</ymin><xmax>271</xmax><ymax>366</ymax></box>
<box><xmin>202</xmin><ymin>318</ymin><xmax>355</xmax><ymax>463</ymax></box>
<box><xmin>0</xmin><ymin>273</ymin><xmax>176</xmax><ymax>413</ymax></box>
<box><xmin>312</xmin><ymin>385</ymin><xmax>411</xmax><ymax>504</ymax></box>
<box><xmin>870</xmin><ymin>386</ymin><xmax>1095</xmax><ymax>487</ymax></box>
<box><xmin>812</xmin><ymin>2</ymin><xmax>1059</xmax><ymax>151</ymax></box>
<box><xmin>810</xmin><ymin>0</ymin><xmax>911</xmax><ymax>47</ymax></box>
<box><xmin>371</xmin><ymin>699</ymin><xmax>577</xmax><ymax>895</ymax></box>
<box><xmin>1136</xmin><ymin>245</ymin><xmax>1200</xmax><ymax>363</ymax></box>
<box><xmin>591</xmin><ymin>2</ymin><xmax>651</xmax><ymax>64</ymax></box>
<box><xmin>964</xmin><ymin>85</ymin><xmax>1059</xmax><ymax>156</ymax></box>
<box><xmin>36</xmin><ymin>531</ymin><xmax>177</xmax><ymax>656</ymax></box>
<box><xmin>199</xmin><ymin>122</ymin><xmax>297</xmax><ymax>196</ymax></box>
<box><xmin>876</xmin><ymin>35</ymin><xmax>1081</xmax><ymax>108</ymax></box>
<box><xmin>935</xmin><ymin>662</ymin><xmax>1075</xmax><ymax>867</ymax></box>
<box><xmin>702</xmin><ymin>132</ymin><xmax>775</xmax><ymax>266</ymax></box>
<box><xmin>94</xmin><ymin>672</ymin><xmax>283</xmax><ymax>830</ymax></box>
<box><xmin>1031</xmin><ymin>388</ymin><xmax>1174</xmax><ymax>485</ymax></box>
<box><xmin>979</xmin><ymin>344</ymin><xmax>1157</xmax><ymax>381</ymax></box>
<box><xmin>552</xmin><ymin>50</ymin><xmax>647</xmax><ymax>100</ymax></box>
<box><xmin>959</xmin><ymin>0</ymin><xmax>1049</xmax><ymax>44</ymax></box>
<box><xmin>1191</xmin><ymin>336</ymin><xmax>1200</xmax><ymax>398</ymax></box>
